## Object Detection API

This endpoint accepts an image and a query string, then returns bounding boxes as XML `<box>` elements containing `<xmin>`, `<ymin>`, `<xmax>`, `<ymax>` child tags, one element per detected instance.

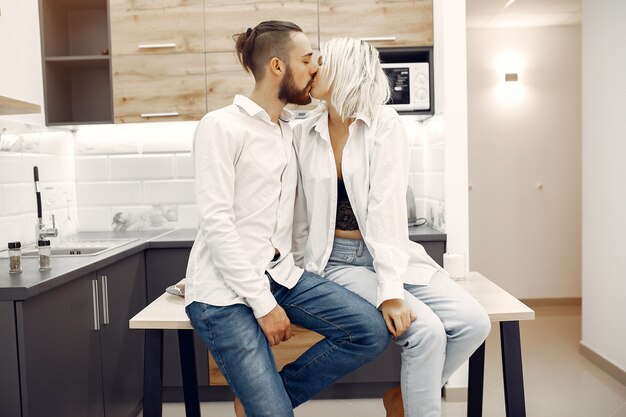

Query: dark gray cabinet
<box><xmin>11</xmin><ymin>253</ymin><xmax>146</xmax><ymax>417</ymax></box>
<box><xmin>98</xmin><ymin>254</ymin><xmax>146</xmax><ymax>417</ymax></box>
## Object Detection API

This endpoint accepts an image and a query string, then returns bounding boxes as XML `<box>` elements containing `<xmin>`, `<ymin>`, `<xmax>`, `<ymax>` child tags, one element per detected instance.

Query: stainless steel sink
<box><xmin>1</xmin><ymin>239</ymin><xmax>138</xmax><ymax>258</ymax></box>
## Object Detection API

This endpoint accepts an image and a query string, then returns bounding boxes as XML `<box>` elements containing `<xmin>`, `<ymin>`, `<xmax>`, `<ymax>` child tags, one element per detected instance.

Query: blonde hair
<box><xmin>316</xmin><ymin>37</ymin><xmax>390</xmax><ymax>121</ymax></box>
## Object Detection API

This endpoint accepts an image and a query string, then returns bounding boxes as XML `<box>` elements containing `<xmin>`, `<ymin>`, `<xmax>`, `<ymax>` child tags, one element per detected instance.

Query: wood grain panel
<box><xmin>112</xmin><ymin>53</ymin><xmax>206</xmax><ymax>123</ymax></box>
<box><xmin>319</xmin><ymin>0</ymin><xmax>433</xmax><ymax>47</ymax></box>
<box><xmin>205</xmin><ymin>52</ymin><xmax>255</xmax><ymax>111</ymax></box>
<box><xmin>204</xmin><ymin>1</ymin><xmax>319</xmax><ymax>52</ymax></box>
<box><xmin>110</xmin><ymin>0</ymin><xmax>205</xmax><ymax>55</ymax></box>
<box><xmin>208</xmin><ymin>326</ymin><xmax>325</xmax><ymax>386</ymax></box>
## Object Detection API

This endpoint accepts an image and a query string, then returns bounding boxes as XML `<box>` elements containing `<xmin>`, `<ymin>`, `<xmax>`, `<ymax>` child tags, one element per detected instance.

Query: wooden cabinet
<box><xmin>9</xmin><ymin>253</ymin><xmax>146</xmax><ymax>417</ymax></box>
<box><xmin>110</xmin><ymin>0</ymin><xmax>205</xmax><ymax>55</ymax></box>
<box><xmin>203</xmin><ymin>0</ymin><xmax>320</xmax><ymax>51</ymax></box>
<box><xmin>205</xmin><ymin>52</ymin><xmax>255</xmax><ymax>110</ymax></box>
<box><xmin>318</xmin><ymin>0</ymin><xmax>433</xmax><ymax>47</ymax></box>
<box><xmin>112</xmin><ymin>53</ymin><xmax>207</xmax><ymax>123</ymax></box>
<box><xmin>109</xmin><ymin>0</ymin><xmax>207</xmax><ymax>122</ymax></box>
<box><xmin>40</xmin><ymin>0</ymin><xmax>433</xmax><ymax>124</ymax></box>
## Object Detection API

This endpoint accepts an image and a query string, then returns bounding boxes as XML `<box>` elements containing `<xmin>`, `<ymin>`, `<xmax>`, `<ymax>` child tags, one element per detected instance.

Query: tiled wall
<box><xmin>74</xmin><ymin>122</ymin><xmax>198</xmax><ymax>231</ymax></box>
<box><xmin>73</xmin><ymin>117</ymin><xmax>446</xmax><ymax>232</ymax></box>
<box><xmin>0</xmin><ymin>121</ymin><xmax>76</xmax><ymax>246</ymax></box>
<box><xmin>0</xmin><ymin>117</ymin><xmax>445</xmax><ymax>239</ymax></box>
<box><xmin>405</xmin><ymin>114</ymin><xmax>446</xmax><ymax>231</ymax></box>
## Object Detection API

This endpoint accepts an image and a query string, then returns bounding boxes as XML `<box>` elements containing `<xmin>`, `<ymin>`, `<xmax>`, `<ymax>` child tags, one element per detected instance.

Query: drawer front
<box><xmin>110</xmin><ymin>0</ymin><xmax>205</xmax><ymax>55</ymax></box>
<box><xmin>319</xmin><ymin>0</ymin><xmax>433</xmax><ymax>47</ymax></box>
<box><xmin>204</xmin><ymin>0</ymin><xmax>319</xmax><ymax>52</ymax></box>
<box><xmin>206</xmin><ymin>52</ymin><xmax>255</xmax><ymax>111</ymax></box>
<box><xmin>112</xmin><ymin>53</ymin><xmax>207</xmax><ymax>123</ymax></box>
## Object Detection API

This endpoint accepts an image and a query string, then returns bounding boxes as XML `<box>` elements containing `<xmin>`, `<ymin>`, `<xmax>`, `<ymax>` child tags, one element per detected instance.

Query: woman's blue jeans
<box><xmin>186</xmin><ymin>270</ymin><xmax>390</xmax><ymax>417</ymax></box>
<box><xmin>324</xmin><ymin>238</ymin><xmax>491</xmax><ymax>417</ymax></box>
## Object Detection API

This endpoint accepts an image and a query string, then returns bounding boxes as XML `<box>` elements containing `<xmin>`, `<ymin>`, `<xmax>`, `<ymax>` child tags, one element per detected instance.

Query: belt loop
<box><xmin>357</xmin><ymin>240</ymin><xmax>364</xmax><ymax>257</ymax></box>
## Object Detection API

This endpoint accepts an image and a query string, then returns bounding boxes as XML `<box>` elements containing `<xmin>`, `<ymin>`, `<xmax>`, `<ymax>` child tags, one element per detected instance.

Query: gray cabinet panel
<box><xmin>0</xmin><ymin>301</ymin><xmax>21</xmax><ymax>417</ymax></box>
<box><xmin>420</xmin><ymin>241</ymin><xmax>446</xmax><ymax>267</ymax></box>
<box><xmin>145</xmin><ymin>248</ymin><xmax>209</xmax><ymax>387</ymax></box>
<box><xmin>17</xmin><ymin>273</ymin><xmax>104</xmax><ymax>417</ymax></box>
<box><xmin>99</xmin><ymin>253</ymin><xmax>146</xmax><ymax>417</ymax></box>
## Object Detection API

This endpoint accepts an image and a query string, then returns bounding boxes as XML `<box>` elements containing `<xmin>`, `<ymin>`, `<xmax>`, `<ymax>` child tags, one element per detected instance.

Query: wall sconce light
<box><xmin>505</xmin><ymin>73</ymin><xmax>518</xmax><ymax>82</ymax></box>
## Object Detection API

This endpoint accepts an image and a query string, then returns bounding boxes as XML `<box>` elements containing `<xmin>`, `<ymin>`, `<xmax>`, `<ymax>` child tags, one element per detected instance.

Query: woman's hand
<box><xmin>380</xmin><ymin>298</ymin><xmax>416</xmax><ymax>338</ymax></box>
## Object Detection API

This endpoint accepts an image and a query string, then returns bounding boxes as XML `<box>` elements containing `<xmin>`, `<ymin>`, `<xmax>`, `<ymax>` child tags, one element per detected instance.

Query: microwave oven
<box><xmin>381</xmin><ymin>62</ymin><xmax>430</xmax><ymax>112</ymax></box>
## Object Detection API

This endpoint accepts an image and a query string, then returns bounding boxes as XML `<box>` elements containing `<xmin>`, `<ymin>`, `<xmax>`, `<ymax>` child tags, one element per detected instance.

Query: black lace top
<box><xmin>336</xmin><ymin>179</ymin><xmax>359</xmax><ymax>231</ymax></box>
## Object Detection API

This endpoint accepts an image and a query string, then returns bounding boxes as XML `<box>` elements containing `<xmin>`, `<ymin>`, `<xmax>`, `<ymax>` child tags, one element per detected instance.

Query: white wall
<box><xmin>581</xmin><ymin>0</ymin><xmax>626</xmax><ymax>374</ymax></box>
<box><xmin>467</xmin><ymin>26</ymin><xmax>582</xmax><ymax>299</ymax></box>
<box><xmin>0</xmin><ymin>0</ymin><xmax>45</xmax><ymax>125</ymax></box>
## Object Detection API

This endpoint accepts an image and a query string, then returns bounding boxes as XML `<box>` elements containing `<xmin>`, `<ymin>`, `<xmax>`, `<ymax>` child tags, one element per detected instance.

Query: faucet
<box><xmin>33</xmin><ymin>166</ymin><xmax>58</xmax><ymax>242</ymax></box>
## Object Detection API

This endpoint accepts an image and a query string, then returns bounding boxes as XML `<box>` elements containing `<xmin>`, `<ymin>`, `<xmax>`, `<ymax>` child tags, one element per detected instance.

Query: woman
<box><xmin>292</xmin><ymin>37</ymin><xmax>491</xmax><ymax>417</ymax></box>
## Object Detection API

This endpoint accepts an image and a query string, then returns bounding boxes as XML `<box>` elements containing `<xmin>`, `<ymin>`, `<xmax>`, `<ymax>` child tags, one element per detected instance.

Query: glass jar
<box><xmin>38</xmin><ymin>240</ymin><xmax>52</xmax><ymax>271</ymax></box>
<box><xmin>8</xmin><ymin>242</ymin><xmax>22</xmax><ymax>274</ymax></box>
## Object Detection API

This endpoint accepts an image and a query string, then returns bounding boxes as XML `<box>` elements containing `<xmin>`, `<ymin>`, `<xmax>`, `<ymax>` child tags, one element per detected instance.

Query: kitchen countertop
<box><xmin>0</xmin><ymin>226</ymin><xmax>445</xmax><ymax>301</ymax></box>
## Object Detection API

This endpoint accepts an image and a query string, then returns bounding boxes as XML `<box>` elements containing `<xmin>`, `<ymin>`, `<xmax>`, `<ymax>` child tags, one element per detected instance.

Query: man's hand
<box><xmin>380</xmin><ymin>298</ymin><xmax>416</xmax><ymax>338</ymax></box>
<box><xmin>257</xmin><ymin>304</ymin><xmax>293</xmax><ymax>346</ymax></box>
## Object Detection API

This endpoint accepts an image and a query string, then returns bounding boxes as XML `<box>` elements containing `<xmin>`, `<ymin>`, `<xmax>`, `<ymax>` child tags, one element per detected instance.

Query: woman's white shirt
<box><xmin>292</xmin><ymin>106</ymin><xmax>445</xmax><ymax>307</ymax></box>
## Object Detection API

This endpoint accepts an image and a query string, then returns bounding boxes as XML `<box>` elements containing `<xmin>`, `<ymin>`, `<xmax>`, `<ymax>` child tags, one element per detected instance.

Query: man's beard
<box><xmin>278</xmin><ymin>66</ymin><xmax>313</xmax><ymax>105</ymax></box>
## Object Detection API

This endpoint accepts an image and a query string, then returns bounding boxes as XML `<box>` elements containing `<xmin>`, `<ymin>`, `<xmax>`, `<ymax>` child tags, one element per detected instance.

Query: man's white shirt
<box><xmin>185</xmin><ymin>95</ymin><xmax>303</xmax><ymax>318</ymax></box>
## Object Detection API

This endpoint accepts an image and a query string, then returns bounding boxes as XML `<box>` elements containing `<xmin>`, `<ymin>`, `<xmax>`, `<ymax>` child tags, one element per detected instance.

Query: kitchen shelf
<box><xmin>39</xmin><ymin>0</ymin><xmax>112</xmax><ymax>125</ymax></box>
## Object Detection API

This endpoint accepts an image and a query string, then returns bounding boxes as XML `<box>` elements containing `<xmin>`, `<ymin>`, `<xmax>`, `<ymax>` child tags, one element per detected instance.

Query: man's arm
<box><xmin>193</xmin><ymin>117</ymin><xmax>276</xmax><ymax>318</ymax></box>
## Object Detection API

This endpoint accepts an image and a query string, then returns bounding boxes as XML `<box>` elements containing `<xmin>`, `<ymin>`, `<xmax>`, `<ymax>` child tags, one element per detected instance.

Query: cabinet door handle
<box><xmin>92</xmin><ymin>279</ymin><xmax>100</xmax><ymax>331</ymax></box>
<box><xmin>101</xmin><ymin>275</ymin><xmax>110</xmax><ymax>325</ymax></box>
<box><xmin>359</xmin><ymin>36</ymin><xmax>397</xmax><ymax>42</ymax></box>
<box><xmin>140</xmin><ymin>112</ymin><xmax>179</xmax><ymax>118</ymax></box>
<box><xmin>138</xmin><ymin>43</ymin><xmax>177</xmax><ymax>49</ymax></box>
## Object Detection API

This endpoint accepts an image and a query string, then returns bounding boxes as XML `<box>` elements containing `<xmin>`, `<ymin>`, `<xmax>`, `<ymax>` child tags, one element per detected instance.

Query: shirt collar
<box><xmin>233</xmin><ymin>95</ymin><xmax>295</xmax><ymax>124</ymax></box>
<box><xmin>311</xmin><ymin>108</ymin><xmax>372</xmax><ymax>139</ymax></box>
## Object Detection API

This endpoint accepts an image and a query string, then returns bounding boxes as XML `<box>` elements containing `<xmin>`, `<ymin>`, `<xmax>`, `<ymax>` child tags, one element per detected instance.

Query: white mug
<box><xmin>443</xmin><ymin>253</ymin><xmax>465</xmax><ymax>281</ymax></box>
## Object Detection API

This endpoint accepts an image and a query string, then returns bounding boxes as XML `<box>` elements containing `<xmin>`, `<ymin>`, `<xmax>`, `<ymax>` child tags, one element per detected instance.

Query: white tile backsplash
<box><xmin>109</xmin><ymin>154</ymin><xmax>175</xmax><ymax>180</ymax></box>
<box><xmin>143</xmin><ymin>180</ymin><xmax>196</xmax><ymax>205</ymax></box>
<box><xmin>1</xmin><ymin>184</ymin><xmax>35</xmax><ymax>216</ymax></box>
<box><xmin>175</xmin><ymin>153</ymin><xmax>194</xmax><ymax>179</ymax></box>
<box><xmin>76</xmin><ymin>181</ymin><xmax>143</xmax><ymax>206</ymax></box>
<box><xmin>75</xmin><ymin>156</ymin><xmax>109</xmax><ymax>181</ymax></box>
<box><xmin>77</xmin><ymin>207</ymin><xmax>112</xmax><ymax>231</ymax></box>
<box><xmin>0</xmin><ymin>117</ymin><xmax>446</xmax><ymax>233</ymax></box>
<box><xmin>178</xmin><ymin>204</ymin><xmax>199</xmax><ymax>229</ymax></box>
<box><xmin>424</xmin><ymin>146</ymin><xmax>445</xmax><ymax>172</ymax></box>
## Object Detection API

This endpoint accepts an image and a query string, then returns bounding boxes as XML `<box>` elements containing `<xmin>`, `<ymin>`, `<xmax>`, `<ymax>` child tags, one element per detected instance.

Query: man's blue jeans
<box><xmin>186</xmin><ymin>271</ymin><xmax>390</xmax><ymax>417</ymax></box>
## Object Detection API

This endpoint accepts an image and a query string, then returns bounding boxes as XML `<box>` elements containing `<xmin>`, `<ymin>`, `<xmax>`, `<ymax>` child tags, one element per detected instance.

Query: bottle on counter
<box><xmin>38</xmin><ymin>240</ymin><xmax>52</xmax><ymax>271</ymax></box>
<box><xmin>8</xmin><ymin>242</ymin><xmax>22</xmax><ymax>274</ymax></box>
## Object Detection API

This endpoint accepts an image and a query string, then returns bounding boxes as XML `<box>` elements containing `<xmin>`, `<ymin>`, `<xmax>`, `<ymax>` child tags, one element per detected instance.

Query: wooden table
<box><xmin>130</xmin><ymin>272</ymin><xmax>534</xmax><ymax>417</ymax></box>
<box><xmin>456</xmin><ymin>272</ymin><xmax>535</xmax><ymax>417</ymax></box>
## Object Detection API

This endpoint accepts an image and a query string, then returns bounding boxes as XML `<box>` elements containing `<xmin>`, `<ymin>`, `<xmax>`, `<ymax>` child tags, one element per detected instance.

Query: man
<box><xmin>184</xmin><ymin>21</ymin><xmax>390</xmax><ymax>417</ymax></box>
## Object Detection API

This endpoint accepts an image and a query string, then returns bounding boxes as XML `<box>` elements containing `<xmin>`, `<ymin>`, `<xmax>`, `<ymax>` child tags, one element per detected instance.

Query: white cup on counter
<box><xmin>443</xmin><ymin>253</ymin><xmax>466</xmax><ymax>281</ymax></box>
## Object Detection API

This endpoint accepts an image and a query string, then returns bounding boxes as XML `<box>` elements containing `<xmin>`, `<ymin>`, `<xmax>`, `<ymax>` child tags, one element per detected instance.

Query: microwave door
<box><xmin>385</xmin><ymin>67</ymin><xmax>413</xmax><ymax>111</ymax></box>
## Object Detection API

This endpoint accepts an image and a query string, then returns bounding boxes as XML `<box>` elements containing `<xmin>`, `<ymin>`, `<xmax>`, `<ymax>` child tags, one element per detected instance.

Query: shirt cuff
<box><xmin>376</xmin><ymin>280</ymin><xmax>405</xmax><ymax>308</ymax></box>
<box><xmin>247</xmin><ymin>290</ymin><xmax>278</xmax><ymax>319</ymax></box>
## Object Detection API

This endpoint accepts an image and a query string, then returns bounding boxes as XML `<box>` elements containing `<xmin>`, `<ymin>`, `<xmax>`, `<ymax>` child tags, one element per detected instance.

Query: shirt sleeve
<box><xmin>193</xmin><ymin>116</ymin><xmax>276</xmax><ymax>318</ymax></box>
<box><xmin>363</xmin><ymin>109</ymin><xmax>411</xmax><ymax>306</ymax></box>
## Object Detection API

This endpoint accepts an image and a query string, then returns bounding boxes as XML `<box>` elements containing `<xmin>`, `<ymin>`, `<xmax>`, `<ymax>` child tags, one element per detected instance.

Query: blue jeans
<box><xmin>325</xmin><ymin>238</ymin><xmax>491</xmax><ymax>417</ymax></box>
<box><xmin>186</xmin><ymin>270</ymin><xmax>390</xmax><ymax>417</ymax></box>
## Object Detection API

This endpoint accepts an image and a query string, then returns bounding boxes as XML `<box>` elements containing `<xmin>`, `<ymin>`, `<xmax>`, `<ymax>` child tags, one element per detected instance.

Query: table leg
<box><xmin>467</xmin><ymin>341</ymin><xmax>486</xmax><ymax>417</ymax></box>
<box><xmin>178</xmin><ymin>329</ymin><xmax>201</xmax><ymax>417</ymax></box>
<box><xmin>144</xmin><ymin>329</ymin><xmax>164</xmax><ymax>417</ymax></box>
<box><xmin>500</xmin><ymin>321</ymin><xmax>526</xmax><ymax>417</ymax></box>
